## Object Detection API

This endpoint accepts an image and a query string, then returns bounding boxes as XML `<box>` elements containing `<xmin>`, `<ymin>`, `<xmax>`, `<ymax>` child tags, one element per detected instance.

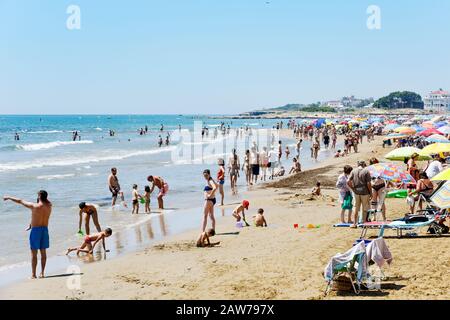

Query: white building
<box><xmin>424</xmin><ymin>89</ymin><xmax>450</xmax><ymax>113</ymax></box>
<box><xmin>326</xmin><ymin>100</ymin><xmax>344</xmax><ymax>109</ymax></box>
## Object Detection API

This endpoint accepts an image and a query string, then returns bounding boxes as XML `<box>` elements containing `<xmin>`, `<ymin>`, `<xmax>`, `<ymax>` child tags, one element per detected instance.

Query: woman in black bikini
<box><xmin>202</xmin><ymin>170</ymin><xmax>217</xmax><ymax>232</ymax></box>
<box><xmin>414</xmin><ymin>172</ymin><xmax>434</xmax><ymax>211</ymax></box>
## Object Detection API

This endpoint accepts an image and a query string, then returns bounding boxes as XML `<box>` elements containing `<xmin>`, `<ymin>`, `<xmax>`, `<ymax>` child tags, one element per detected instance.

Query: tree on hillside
<box><xmin>373</xmin><ymin>91</ymin><xmax>424</xmax><ymax>109</ymax></box>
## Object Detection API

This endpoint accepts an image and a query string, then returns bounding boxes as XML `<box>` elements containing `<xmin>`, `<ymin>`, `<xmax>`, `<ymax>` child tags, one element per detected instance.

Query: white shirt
<box><xmin>426</xmin><ymin>161</ymin><xmax>444</xmax><ymax>179</ymax></box>
<box><xmin>268</xmin><ymin>150</ymin><xmax>278</xmax><ymax>162</ymax></box>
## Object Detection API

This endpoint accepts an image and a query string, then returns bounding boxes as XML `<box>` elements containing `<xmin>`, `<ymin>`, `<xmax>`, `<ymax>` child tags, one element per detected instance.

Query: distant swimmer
<box><xmin>158</xmin><ymin>135</ymin><xmax>163</xmax><ymax>148</ymax></box>
<box><xmin>14</xmin><ymin>132</ymin><xmax>20</xmax><ymax>141</ymax></box>
<box><xmin>78</xmin><ymin>202</ymin><xmax>102</xmax><ymax>236</ymax></box>
<box><xmin>147</xmin><ymin>175</ymin><xmax>169</xmax><ymax>209</ymax></box>
<box><xmin>108</xmin><ymin>167</ymin><xmax>127</xmax><ymax>207</ymax></box>
<box><xmin>3</xmin><ymin>190</ymin><xmax>52</xmax><ymax>279</ymax></box>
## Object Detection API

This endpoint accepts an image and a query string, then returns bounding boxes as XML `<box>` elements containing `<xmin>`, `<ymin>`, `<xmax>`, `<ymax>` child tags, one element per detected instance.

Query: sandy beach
<box><xmin>2</xmin><ymin>133</ymin><xmax>449</xmax><ymax>300</ymax></box>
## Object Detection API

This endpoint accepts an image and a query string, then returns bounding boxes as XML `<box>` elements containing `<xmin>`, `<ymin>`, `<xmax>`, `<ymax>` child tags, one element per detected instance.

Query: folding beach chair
<box><xmin>324</xmin><ymin>242</ymin><xmax>368</xmax><ymax>295</ymax></box>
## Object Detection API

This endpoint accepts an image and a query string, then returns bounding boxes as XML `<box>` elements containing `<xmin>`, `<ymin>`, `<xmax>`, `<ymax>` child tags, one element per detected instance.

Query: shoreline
<box><xmin>2</xmin><ymin>134</ymin><xmax>450</xmax><ymax>300</ymax></box>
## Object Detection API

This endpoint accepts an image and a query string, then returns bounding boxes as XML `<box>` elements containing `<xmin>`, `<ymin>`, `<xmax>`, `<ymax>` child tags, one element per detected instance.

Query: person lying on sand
<box><xmin>253</xmin><ymin>208</ymin><xmax>268</xmax><ymax>227</ymax></box>
<box><xmin>232</xmin><ymin>200</ymin><xmax>250</xmax><ymax>226</ymax></box>
<box><xmin>66</xmin><ymin>228</ymin><xmax>112</xmax><ymax>255</ymax></box>
<box><xmin>196</xmin><ymin>228</ymin><xmax>220</xmax><ymax>248</ymax></box>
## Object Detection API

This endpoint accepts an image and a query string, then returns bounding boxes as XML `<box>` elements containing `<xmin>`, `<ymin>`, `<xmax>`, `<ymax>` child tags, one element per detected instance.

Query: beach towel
<box><xmin>324</xmin><ymin>241</ymin><xmax>368</xmax><ymax>283</ymax></box>
<box><xmin>366</xmin><ymin>238</ymin><xmax>393</xmax><ymax>268</ymax></box>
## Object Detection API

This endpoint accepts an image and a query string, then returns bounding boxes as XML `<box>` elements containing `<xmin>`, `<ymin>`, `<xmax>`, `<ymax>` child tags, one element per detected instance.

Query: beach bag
<box><xmin>342</xmin><ymin>192</ymin><xmax>353</xmax><ymax>210</ymax></box>
<box><xmin>331</xmin><ymin>276</ymin><xmax>353</xmax><ymax>292</ymax></box>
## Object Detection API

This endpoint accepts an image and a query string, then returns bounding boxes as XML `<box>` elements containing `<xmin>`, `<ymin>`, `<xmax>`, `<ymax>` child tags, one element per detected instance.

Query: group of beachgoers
<box><xmin>2</xmin><ymin>119</ymin><xmax>385</xmax><ymax>279</ymax></box>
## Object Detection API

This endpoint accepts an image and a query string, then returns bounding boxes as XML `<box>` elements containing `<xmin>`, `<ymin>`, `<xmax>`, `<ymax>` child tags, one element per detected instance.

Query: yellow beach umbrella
<box><xmin>421</xmin><ymin>143</ymin><xmax>450</xmax><ymax>156</ymax></box>
<box><xmin>432</xmin><ymin>168</ymin><xmax>450</xmax><ymax>181</ymax></box>
<box><xmin>385</xmin><ymin>147</ymin><xmax>432</xmax><ymax>161</ymax></box>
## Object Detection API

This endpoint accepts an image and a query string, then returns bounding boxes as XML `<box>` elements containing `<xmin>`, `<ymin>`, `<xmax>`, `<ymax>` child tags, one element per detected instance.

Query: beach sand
<box><xmin>2</xmin><ymin>135</ymin><xmax>449</xmax><ymax>300</ymax></box>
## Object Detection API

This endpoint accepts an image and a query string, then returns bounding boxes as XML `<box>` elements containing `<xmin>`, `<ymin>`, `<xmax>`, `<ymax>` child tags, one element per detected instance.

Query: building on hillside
<box><xmin>424</xmin><ymin>89</ymin><xmax>450</xmax><ymax>113</ymax></box>
<box><xmin>326</xmin><ymin>100</ymin><xmax>344</xmax><ymax>109</ymax></box>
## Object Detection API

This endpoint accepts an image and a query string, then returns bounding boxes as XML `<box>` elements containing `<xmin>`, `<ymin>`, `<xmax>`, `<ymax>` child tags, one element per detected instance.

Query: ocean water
<box><xmin>0</xmin><ymin>115</ymin><xmax>337</xmax><ymax>284</ymax></box>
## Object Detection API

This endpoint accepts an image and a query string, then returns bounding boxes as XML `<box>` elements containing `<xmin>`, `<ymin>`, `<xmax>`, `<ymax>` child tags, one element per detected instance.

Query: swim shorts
<box><xmin>29</xmin><ymin>226</ymin><xmax>49</xmax><ymax>250</ymax></box>
<box><xmin>159</xmin><ymin>183</ymin><xmax>169</xmax><ymax>197</ymax></box>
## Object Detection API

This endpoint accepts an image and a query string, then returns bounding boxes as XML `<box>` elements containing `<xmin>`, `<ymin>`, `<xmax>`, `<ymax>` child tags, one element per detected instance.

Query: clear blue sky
<box><xmin>1</xmin><ymin>0</ymin><xmax>449</xmax><ymax>114</ymax></box>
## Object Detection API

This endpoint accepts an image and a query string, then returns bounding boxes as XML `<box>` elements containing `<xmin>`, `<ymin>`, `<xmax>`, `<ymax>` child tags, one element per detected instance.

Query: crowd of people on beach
<box><xmin>8</xmin><ymin>115</ymin><xmax>450</xmax><ymax>281</ymax></box>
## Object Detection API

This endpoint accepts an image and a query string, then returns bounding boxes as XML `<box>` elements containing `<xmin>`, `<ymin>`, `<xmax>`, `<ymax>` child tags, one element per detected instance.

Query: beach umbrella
<box><xmin>419</xmin><ymin>128</ymin><xmax>444</xmax><ymax>137</ymax></box>
<box><xmin>394</xmin><ymin>127</ymin><xmax>416</xmax><ymax>135</ymax></box>
<box><xmin>367</xmin><ymin>163</ymin><xmax>416</xmax><ymax>184</ymax></box>
<box><xmin>432</xmin><ymin>169</ymin><xmax>450</xmax><ymax>181</ymax></box>
<box><xmin>421</xmin><ymin>143</ymin><xmax>450</xmax><ymax>155</ymax></box>
<box><xmin>411</xmin><ymin>125</ymin><xmax>426</xmax><ymax>132</ymax></box>
<box><xmin>385</xmin><ymin>124</ymin><xmax>400</xmax><ymax>131</ymax></box>
<box><xmin>438</xmin><ymin>126</ymin><xmax>450</xmax><ymax>135</ymax></box>
<box><xmin>385</xmin><ymin>147</ymin><xmax>432</xmax><ymax>161</ymax></box>
<box><xmin>385</xmin><ymin>133</ymin><xmax>408</xmax><ymax>139</ymax></box>
<box><xmin>430</xmin><ymin>181</ymin><xmax>450</xmax><ymax>209</ymax></box>
<box><xmin>422</xmin><ymin>121</ymin><xmax>435</xmax><ymax>129</ymax></box>
<box><xmin>435</xmin><ymin>121</ymin><xmax>448</xmax><ymax>128</ymax></box>
<box><xmin>425</xmin><ymin>134</ymin><xmax>450</xmax><ymax>144</ymax></box>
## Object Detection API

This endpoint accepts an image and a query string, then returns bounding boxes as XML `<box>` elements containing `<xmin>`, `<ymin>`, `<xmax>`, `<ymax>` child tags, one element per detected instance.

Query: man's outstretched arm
<box><xmin>3</xmin><ymin>196</ymin><xmax>35</xmax><ymax>209</ymax></box>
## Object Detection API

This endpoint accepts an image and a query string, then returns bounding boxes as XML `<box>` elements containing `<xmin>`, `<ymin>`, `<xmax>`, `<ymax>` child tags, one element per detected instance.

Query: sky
<box><xmin>1</xmin><ymin>0</ymin><xmax>450</xmax><ymax>115</ymax></box>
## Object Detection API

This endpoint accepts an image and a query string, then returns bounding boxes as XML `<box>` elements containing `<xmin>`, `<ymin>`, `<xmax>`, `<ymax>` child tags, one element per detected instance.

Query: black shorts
<box><xmin>132</xmin><ymin>199</ymin><xmax>138</xmax><ymax>205</ymax></box>
<box><xmin>109</xmin><ymin>187</ymin><xmax>119</xmax><ymax>197</ymax></box>
<box><xmin>251</xmin><ymin>164</ymin><xmax>260</xmax><ymax>175</ymax></box>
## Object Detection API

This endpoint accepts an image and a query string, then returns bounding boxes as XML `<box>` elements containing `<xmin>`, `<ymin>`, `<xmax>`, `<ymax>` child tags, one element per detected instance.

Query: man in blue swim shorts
<box><xmin>4</xmin><ymin>190</ymin><xmax>52</xmax><ymax>279</ymax></box>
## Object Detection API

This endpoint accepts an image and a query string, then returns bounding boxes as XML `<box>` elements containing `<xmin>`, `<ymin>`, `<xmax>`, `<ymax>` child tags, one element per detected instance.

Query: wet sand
<box><xmin>2</xmin><ymin>134</ymin><xmax>450</xmax><ymax>300</ymax></box>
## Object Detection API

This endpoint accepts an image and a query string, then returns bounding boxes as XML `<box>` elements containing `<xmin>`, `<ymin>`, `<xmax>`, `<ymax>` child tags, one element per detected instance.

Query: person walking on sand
<box><xmin>217</xmin><ymin>159</ymin><xmax>225</xmax><ymax>206</ymax></box>
<box><xmin>347</xmin><ymin>161</ymin><xmax>372</xmax><ymax>227</ymax></box>
<box><xmin>202</xmin><ymin>169</ymin><xmax>217</xmax><ymax>232</ymax></box>
<box><xmin>4</xmin><ymin>191</ymin><xmax>52</xmax><ymax>279</ymax></box>
<box><xmin>228</xmin><ymin>149</ymin><xmax>240</xmax><ymax>194</ymax></box>
<box><xmin>108</xmin><ymin>167</ymin><xmax>127</xmax><ymax>207</ymax></box>
<box><xmin>78</xmin><ymin>202</ymin><xmax>102</xmax><ymax>236</ymax></box>
<box><xmin>147</xmin><ymin>175</ymin><xmax>169</xmax><ymax>209</ymax></box>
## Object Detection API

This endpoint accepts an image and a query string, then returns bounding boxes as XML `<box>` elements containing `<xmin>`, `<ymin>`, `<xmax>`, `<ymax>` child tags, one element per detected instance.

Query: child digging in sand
<box><xmin>66</xmin><ymin>228</ymin><xmax>112</xmax><ymax>255</ymax></box>
<box><xmin>311</xmin><ymin>182</ymin><xmax>321</xmax><ymax>196</ymax></box>
<box><xmin>196</xmin><ymin>228</ymin><xmax>220</xmax><ymax>247</ymax></box>
<box><xmin>253</xmin><ymin>208</ymin><xmax>268</xmax><ymax>227</ymax></box>
<box><xmin>232</xmin><ymin>200</ymin><xmax>250</xmax><ymax>226</ymax></box>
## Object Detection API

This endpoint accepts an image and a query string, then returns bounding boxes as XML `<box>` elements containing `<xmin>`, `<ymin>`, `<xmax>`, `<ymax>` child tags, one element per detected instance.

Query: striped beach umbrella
<box><xmin>367</xmin><ymin>163</ymin><xmax>416</xmax><ymax>184</ymax></box>
<box><xmin>430</xmin><ymin>181</ymin><xmax>450</xmax><ymax>209</ymax></box>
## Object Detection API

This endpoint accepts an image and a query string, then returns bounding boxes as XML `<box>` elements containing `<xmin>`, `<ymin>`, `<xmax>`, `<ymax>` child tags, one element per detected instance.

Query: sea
<box><xmin>0</xmin><ymin>115</ymin><xmax>337</xmax><ymax>286</ymax></box>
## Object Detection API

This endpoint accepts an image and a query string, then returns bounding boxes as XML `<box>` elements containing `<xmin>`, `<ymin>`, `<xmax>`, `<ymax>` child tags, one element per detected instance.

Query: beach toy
<box><xmin>307</xmin><ymin>224</ymin><xmax>315</xmax><ymax>229</ymax></box>
<box><xmin>236</xmin><ymin>221</ymin><xmax>244</xmax><ymax>228</ymax></box>
<box><xmin>316</xmin><ymin>225</ymin><xmax>321</xmax><ymax>229</ymax></box>
<box><xmin>294</xmin><ymin>224</ymin><xmax>299</xmax><ymax>229</ymax></box>
<box><xmin>386</xmin><ymin>189</ymin><xmax>408</xmax><ymax>199</ymax></box>
<box><xmin>140</xmin><ymin>198</ymin><xmax>146</xmax><ymax>204</ymax></box>
<box><xmin>77</xmin><ymin>230</ymin><xmax>84</xmax><ymax>237</ymax></box>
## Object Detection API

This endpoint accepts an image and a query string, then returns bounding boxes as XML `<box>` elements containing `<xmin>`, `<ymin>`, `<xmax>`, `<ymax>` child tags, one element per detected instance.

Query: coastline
<box><xmin>2</xmin><ymin>134</ymin><xmax>450</xmax><ymax>300</ymax></box>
